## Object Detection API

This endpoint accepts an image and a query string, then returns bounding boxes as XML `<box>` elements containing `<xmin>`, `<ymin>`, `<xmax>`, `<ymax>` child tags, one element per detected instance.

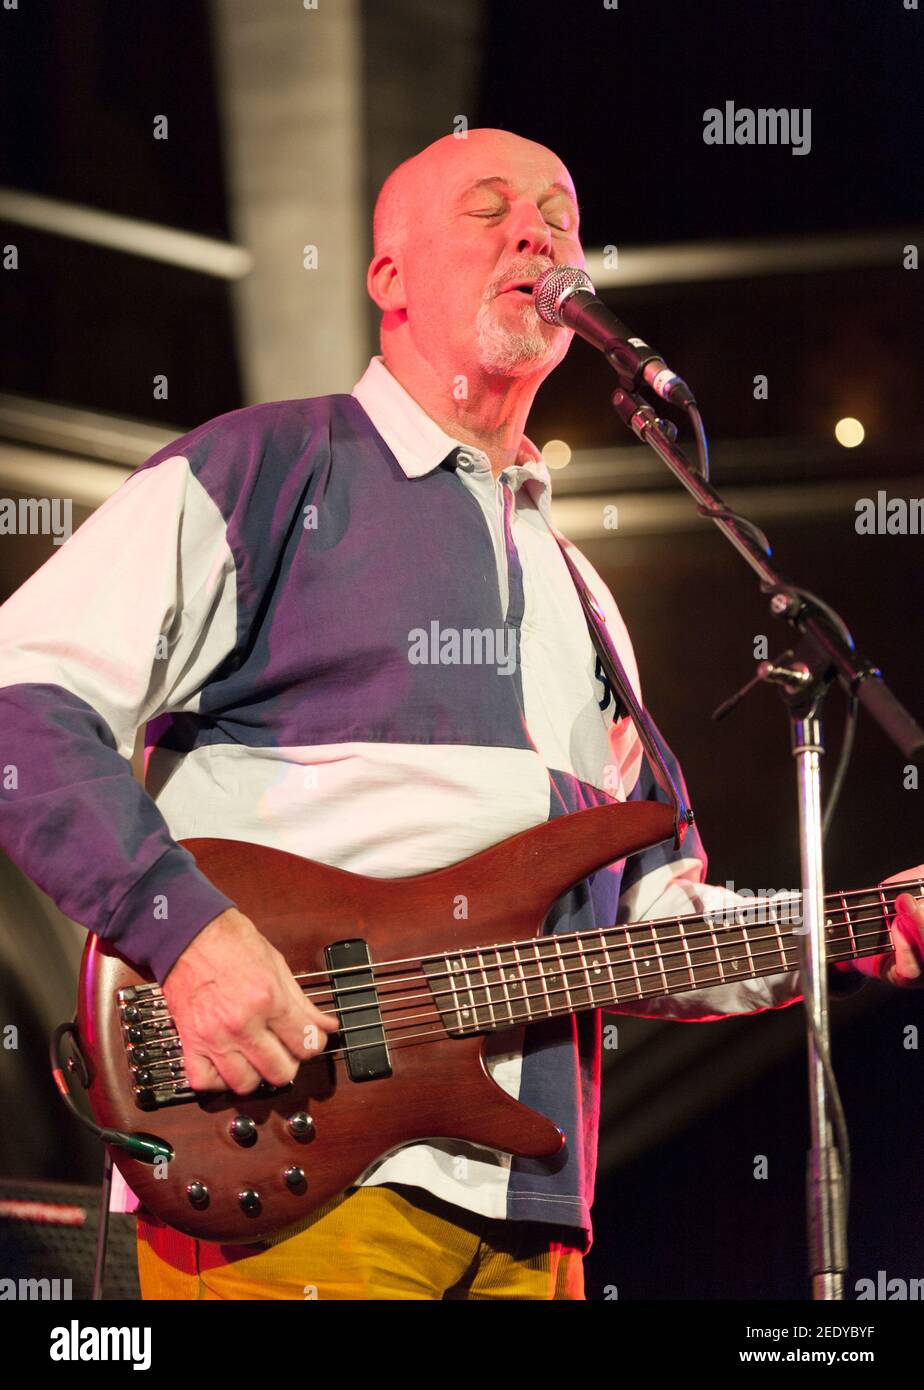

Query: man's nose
<box><xmin>509</xmin><ymin>206</ymin><xmax>554</xmax><ymax>260</ymax></box>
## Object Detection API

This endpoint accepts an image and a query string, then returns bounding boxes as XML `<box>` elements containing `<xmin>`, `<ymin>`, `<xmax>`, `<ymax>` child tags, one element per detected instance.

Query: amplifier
<box><xmin>0</xmin><ymin>1177</ymin><xmax>140</xmax><ymax>1301</ymax></box>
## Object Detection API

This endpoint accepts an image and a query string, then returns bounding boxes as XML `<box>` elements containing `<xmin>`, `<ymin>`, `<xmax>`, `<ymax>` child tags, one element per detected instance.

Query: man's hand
<box><xmin>161</xmin><ymin>907</ymin><xmax>340</xmax><ymax>1094</ymax></box>
<box><xmin>847</xmin><ymin>864</ymin><xmax>924</xmax><ymax>988</ymax></box>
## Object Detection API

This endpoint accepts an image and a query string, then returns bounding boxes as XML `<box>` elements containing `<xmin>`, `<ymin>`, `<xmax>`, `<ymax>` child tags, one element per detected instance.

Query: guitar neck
<box><xmin>427</xmin><ymin>880</ymin><xmax>922</xmax><ymax>1035</ymax></box>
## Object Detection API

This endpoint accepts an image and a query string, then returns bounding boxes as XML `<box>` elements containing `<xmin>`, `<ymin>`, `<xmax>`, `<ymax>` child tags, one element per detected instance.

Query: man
<box><xmin>1</xmin><ymin>128</ymin><xmax>922</xmax><ymax>1301</ymax></box>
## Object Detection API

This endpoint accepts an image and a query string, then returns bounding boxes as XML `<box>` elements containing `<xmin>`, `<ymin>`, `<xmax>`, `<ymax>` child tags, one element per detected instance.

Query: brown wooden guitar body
<box><xmin>76</xmin><ymin>800</ymin><xmax>676</xmax><ymax>1242</ymax></box>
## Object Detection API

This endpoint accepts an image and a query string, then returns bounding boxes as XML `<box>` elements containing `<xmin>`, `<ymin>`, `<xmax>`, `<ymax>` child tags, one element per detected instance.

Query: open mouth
<box><xmin>502</xmin><ymin>281</ymin><xmax>536</xmax><ymax>297</ymax></box>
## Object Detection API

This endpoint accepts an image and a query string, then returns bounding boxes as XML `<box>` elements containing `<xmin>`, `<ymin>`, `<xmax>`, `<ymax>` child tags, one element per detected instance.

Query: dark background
<box><xmin>0</xmin><ymin>0</ymin><xmax>922</xmax><ymax>1300</ymax></box>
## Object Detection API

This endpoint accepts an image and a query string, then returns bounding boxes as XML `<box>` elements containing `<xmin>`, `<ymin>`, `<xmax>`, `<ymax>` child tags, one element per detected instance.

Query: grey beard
<box><xmin>474</xmin><ymin>298</ymin><xmax>559</xmax><ymax>376</ymax></box>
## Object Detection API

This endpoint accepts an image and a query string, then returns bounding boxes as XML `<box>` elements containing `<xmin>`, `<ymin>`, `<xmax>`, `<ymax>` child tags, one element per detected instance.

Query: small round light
<box><xmin>834</xmin><ymin>417</ymin><xmax>865</xmax><ymax>448</ymax></box>
<box><xmin>542</xmin><ymin>439</ymin><xmax>572</xmax><ymax>470</ymax></box>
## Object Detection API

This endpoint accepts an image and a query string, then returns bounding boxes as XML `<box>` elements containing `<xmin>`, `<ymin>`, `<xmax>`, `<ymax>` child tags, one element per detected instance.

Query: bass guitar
<box><xmin>74</xmin><ymin>800</ymin><xmax>913</xmax><ymax>1242</ymax></box>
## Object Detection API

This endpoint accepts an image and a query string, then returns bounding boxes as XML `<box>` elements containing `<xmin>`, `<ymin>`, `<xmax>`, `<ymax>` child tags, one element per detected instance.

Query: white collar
<box><xmin>351</xmin><ymin>355</ymin><xmax>553</xmax><ymax>519</ymax></box>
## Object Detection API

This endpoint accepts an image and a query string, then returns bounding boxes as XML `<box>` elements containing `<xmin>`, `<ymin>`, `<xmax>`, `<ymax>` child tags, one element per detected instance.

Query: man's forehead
<box><xmin>453</xmin><ymin>171</ymin><xmax>578</xmax><ymax>204</ymax></box>
<box><xmin>410</xmin><ymin>133</ymin><xmax>576</xmax><ymax>201</ymax></box>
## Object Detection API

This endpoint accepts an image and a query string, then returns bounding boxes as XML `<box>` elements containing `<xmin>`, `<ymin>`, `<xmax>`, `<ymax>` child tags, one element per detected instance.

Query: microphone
<box><xmin>533</xmin><ymin>265</ymin><xmax>696</xmax><ymax>409</ymax></box>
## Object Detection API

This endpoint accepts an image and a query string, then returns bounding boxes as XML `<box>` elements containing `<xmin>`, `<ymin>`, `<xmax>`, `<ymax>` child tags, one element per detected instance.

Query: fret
<box><xmin>624</xmin><ymin>925</ymin><xmax>645</xmax><ymax>998</ymax></box>
<box><xmin>475</xmin><ymin>949</ymin><xmax>496</xmax><ymax>1031</ymax></box>
<box><xmin>705</xmin><ymin>910</ymin><xmax>725</xmax><ymax>984</ymax></box>
<box><xmin>840</xmin><ymin>887</ymin><xmax>883</xmax><ymax>958</ymax></box>
<box><xmin>878</xmin><ymin>885</ymin><xmax>889</xmax><ymax>952</ymax></box>
<box><xmin>597</xmin><ymin>928</ymin><xmax>619</xmax><ymax>1000</ymax></box>
<box><xmin>512</xmin><ymin>941</ymin><xmax>532</xmax><ymax>1020</ymax></box>
<box><xmin>581</xmin><ymin>931</ymin><xmax>612</xmax><ymax>1007</ymax></box>
<box><xmin>678</xmin><ymin>916</ymin><xmax>697</xmax><ymax>989</ymax></box>
<box><xmin>533</xmin><ymin>940</ymin><xmax>554</xmax><ymax>1017</ymax></box>
<box><xmin>577</xmin><ymin>935</ymin><xmax>595</xmax><ymax>1008</ymax></box>
<box><xmin>648</xmin><ymin>920</ymin><xmax>670</xmax><ymax>993</ymax></box>
<box><xmin>737</xmin><ymin>908</ymin><xmax>755</xmax><ymax>977</ymax></box>
<box><xmin>491</xmin><ymin>946</ymin><xmax>520</xmax><ymax>1026</ymax></box>
<box><xmin>493</xmin><ymin>945</ymin><xmax>516</xmax><ymax>1025</ymax></box>
<box><xmin>461</xmin><ymin>955</ymin><xmax>477</xmax><ymax>1028</ymax></box>
<box><xmin>697</xmin><ymin>911</ymin><xmax>733</xmax><ymax>984</ymax></box>
<box><xmin>769</xmin><ymin>904</ymin><xmax>788</xmax><ymax>970</ymax></box>
<box><xmin>622</xmin><ymin>923</ymin><xmax>656</xmax><ymax>993</ymax></box>
<box><xmin>553</xmin><ymin>935</ymin><xmax>575</xmax><ymax>1013</ymax></box>
<box><xmin>776</xmin><ymin>891</ymin><xmax>804</xmax><ymax>967</ymax></box>
<box><xmin>491</xmin><ymin>944</ymin><xmax>533</xmax><ymax>1027</ymax></box>
<box><xmin>574</xmin><ymin>934</ymin><xmax>606</xmax><ymax>1008</ymax></box>
<box><xmin>451</xmin><ymin>956</ymin><xmax>469</xmax><ymax>1031</ymax></box>
<box><xmin>840</xmin><ymin>892</ymin><xmax>857</xmax><ymax>959</ymax></box>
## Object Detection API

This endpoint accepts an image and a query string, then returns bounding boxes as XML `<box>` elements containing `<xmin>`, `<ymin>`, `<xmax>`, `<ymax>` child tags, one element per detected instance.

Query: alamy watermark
<box><xmin>855</xmin><ymin>491</ymin><xmax>924</xmax><ymax>534</ymax></box>
<box><xmin>703</xmin><ymin>102</ymin><xmax>812</xmax><ymax>156</ymax></box>
<box><xmin>855</xmin><ymin>1270</ymin><xmax>924</xmax><ymax>1300</ymax></box>
<box><xmin>703</xmin><ymin>881</ymin><xmax>804</xmax><ymax>932</ymax></box>
<box><xmin>0</xmin><ymin>496</ymin><xmax>72</xmax><ymax>545</ymax></box>
<box><xmin>408</xmin><ymin>621</ymin><xmax>516</xmax><ymax>676</ymax></box>
<box><xmin>0</xmin><ymin>1275</ymin><xmax>72</xmax><ymax>1299</ymax></box>
<box><xmin>49</xmin><ymin>1319</ymin><xmax>151</xmax><ymax>1369</ymax></box>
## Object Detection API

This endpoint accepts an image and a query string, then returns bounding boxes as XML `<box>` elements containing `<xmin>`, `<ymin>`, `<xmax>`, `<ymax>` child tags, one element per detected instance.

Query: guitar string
<box><xmin>127</xmin><ymin>885</ymin><xmax>920</xmax><ymax>1085</ymax></box>
<box><xmin>295</xmin><ymin>892</ymin><xmax>918</xmax><ymax>1017</ymax></box>
<box><xmin>303</xmin><ymin>919</ymin><xmax>893</xmax><ymax>1026</ymax></box>
<box><xmin>287</xmin><ymin>881</ymin><xmax>924</xmax><ymax>986</ymax></box>
<box><xmin>134</xmin><ymin>883</ymin><xmax>921</xmax><ymax>1008</ymax></box>
<box><xmin>307</xmin><ymin>903</ymin><xmax>909</xmax><ymax>1008</ymax></box>
<box><xmin>151</xmin><ymin>938</ymin><xmax>892</xmax><ymax>1078</ymax></box>
<box><xmin>133</xmin><ymin>899</ymin><xmax>913</xmax><ymax>1030</ymax></box>
<box><xmin>139</xmin><ymin>921</ymin><xmax>893</xmax><ymax>1075</ymax></box>
<box><xmin>135</xmin><ymin>907</ymin><xmax>899</xmax><ymax>1033</ymax></box>
<box><xmin>318</xmin><ymin>933</ymin><xmax>894</xmax><ymax>1054</ymax></box>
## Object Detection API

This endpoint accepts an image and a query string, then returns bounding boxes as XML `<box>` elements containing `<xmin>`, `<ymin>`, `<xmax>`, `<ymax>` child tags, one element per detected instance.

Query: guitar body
<box><xmin>76</xmin><ymin>800</ymin><xmax>676</xmax><ymax>1243</ymax></box>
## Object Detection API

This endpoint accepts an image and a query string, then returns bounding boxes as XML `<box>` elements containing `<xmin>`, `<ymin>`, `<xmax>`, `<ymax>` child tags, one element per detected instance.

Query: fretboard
<box><xmin>423</xmin><ymin>880</ymin><xmax>922</xmax><ymax>1036</ymax></box>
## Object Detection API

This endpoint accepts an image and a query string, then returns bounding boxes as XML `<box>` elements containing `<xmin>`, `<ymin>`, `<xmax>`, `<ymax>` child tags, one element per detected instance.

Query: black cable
<box><xmin>687</xmin><ymin>403</ymin><xmax>710</xmax><ymax>481</ymax></box>
<box><xmin>823</xmin><ymin>692</ymin><xmax>859</xmax><ymax>841</ymax></box>
<box><xmin>782</xmin><ymin>584</ymin><xmax>856</xmax><ymax>651</ymax></box>
<box><xmin>696</xmin><ymin>503</ymin><xmax>774</xmax><ymax>557</ymax></box>
<box><xmin>50</xmin><ymin>1021</ymin><xmax>173</xmax><ymax>1300</ymax></box>
<box><xmin>93</xmin><ymin>1149</ymin><xmax>113</xmax><ymax>1301</ymax></box>
<box><xmin>49</xmin><ymin>1023</ymin><xmax>113</xmax><ymax>1301</ymax></box>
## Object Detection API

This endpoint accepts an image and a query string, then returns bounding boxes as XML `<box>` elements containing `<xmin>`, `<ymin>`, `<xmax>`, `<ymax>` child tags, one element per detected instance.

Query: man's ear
<box><xmin>367</xmin><ymin>253</ymin><xmax>406</xmax><ymax>312</ymax></box>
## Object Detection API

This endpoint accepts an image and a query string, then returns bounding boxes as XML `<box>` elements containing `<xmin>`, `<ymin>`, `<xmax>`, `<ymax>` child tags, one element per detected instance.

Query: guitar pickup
<box><xmin>324</xmin><ymin>939</ymin><xmax>392</xmax><ymax>1083</ymax></box>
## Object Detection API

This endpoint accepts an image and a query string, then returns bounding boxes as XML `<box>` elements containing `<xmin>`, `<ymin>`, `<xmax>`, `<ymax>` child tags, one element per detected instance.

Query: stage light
<box><xmin>542</xmin><ymin>439</ymin><xmax>572</xmax><ymax>469</ymax></box>
<box><xmin>834</xmin><ymin>417</ymin><xmax>865</xmax><ymax>448</ymax></box>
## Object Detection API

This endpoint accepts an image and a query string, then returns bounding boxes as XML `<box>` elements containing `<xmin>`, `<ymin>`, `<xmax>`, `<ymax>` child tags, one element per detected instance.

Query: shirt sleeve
<box><xmin>0</xmin><ymin>452</ymin><xmax>240</xmax><ymax>984</ymax></box>
<box><xmin>562</xmin><ymin>545</ymin><xmax>866</xmax><ymax>1021</ymax></box>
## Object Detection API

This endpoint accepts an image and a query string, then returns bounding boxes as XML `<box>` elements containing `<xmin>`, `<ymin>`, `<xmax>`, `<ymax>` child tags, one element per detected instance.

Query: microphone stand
<box><xmin>607</xmin><ymin>383</ymin><xmax>924</xmax><ymax>1300</ymax></box>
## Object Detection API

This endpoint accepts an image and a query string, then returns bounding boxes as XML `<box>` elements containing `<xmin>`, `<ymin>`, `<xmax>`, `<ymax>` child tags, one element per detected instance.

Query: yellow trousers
<box><xmin>136</xmin><ymin>1182</ymin><xmax>585</xmax><ymax>1300</ymax></box>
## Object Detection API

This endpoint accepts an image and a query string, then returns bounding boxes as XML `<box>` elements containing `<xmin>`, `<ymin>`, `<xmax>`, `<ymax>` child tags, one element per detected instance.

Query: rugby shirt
<box><xmin>0</xmin><ymin>354</ymin><xmax>860</xmax><ymax>1248</ymax></box>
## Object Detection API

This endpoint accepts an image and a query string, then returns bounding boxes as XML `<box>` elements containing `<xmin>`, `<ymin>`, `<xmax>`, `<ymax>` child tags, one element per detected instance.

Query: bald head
<box><xmin>372</xmin><ymin>128</ymin><xmax>575</xmax><ymax>263</ymax></box>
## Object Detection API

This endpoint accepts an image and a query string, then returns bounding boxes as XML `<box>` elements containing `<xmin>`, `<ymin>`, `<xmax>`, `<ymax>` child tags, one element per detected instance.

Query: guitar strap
<box><xmin>550</xmin><ymin>530</ymin><xmax>694</xmax><ymax>848</ymax></box>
